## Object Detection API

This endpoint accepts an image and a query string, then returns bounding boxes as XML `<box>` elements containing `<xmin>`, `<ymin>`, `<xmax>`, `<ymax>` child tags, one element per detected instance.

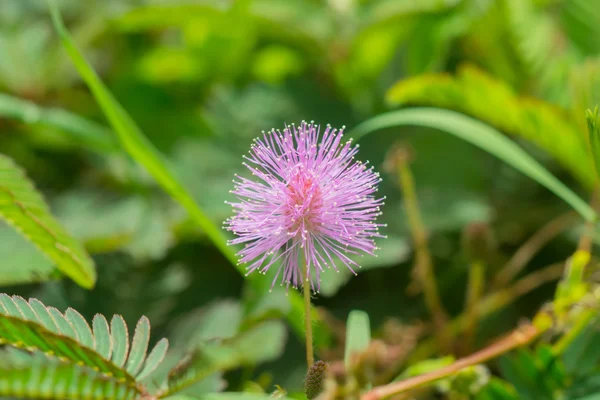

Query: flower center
<box><xmin>285</xmin><ymin>168</ymin><xmax>322</xmax><ymax>235</ymax></box>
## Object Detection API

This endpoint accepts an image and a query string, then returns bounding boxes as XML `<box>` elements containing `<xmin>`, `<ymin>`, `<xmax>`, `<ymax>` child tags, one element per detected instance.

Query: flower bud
<box><xmin>305</xmin><ymin>360</ymin><xmax>329</xmax><ymax>400</ymax></box>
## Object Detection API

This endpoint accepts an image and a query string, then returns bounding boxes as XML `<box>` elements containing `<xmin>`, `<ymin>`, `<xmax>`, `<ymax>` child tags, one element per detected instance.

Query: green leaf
<box><xmin>111</xmin><ymin>315</ymin><xmax>130</xmax><ymax>369</ymax></box>
<box><xmin>0</xmin><ymin>295</ymin><xmax>134</xmax><ymax>382</ymax></box>
<box><xmin>65</xmin><ymin>308</ymin><xmax>94</xmax><ymax>349</ymax></box>
<box><xmin>385</xmin><ymin>65</ymin><xmax>595</xmax><ymax>189</ymax></box>
<box><xmin>350</xmin><ymin>108</ymin><xmax>596</xmax><ymax>222</ymax></box>
<box><xmin>0</xmin><ymin>295</ymin><xmax>170</xmax><ymax>384</ymax></box>
<box><xmin>137</xmin><ymin>338</ymin><xmax>169</xmax><ymax>381</ymax></box>
<box><xmin>0</xmin><ymin>154</ymin><xmax>96</xmax><ymax>288</ymax></box>
<box><xmin>46</xmin><ymin>0</ymin><xmax>329</xmax><ymax>349</ymax></box>
<box><xmin>0</xmin><ymin>352</ymin><xmax>139</xmax><ymax>400</ymax></box>
<box><xmin>0</xmin><ymin>222</ymin><xmax>57</xmax><ymax>286</ymax></box>
<box><xmin>0</xmin><ymin>92</ymin><xmax>117</xmax><ymax>153</ymax></box>
<box><xmin>344</xmin><ymin>310</ymin><xmax>371</xmax><ymax>370</ymax></box>
<box><xmin>165</xmin><ymin>320</ymin><xmax>287</xmax><ymax>396</ymax></box>
<box><xmin>125</xmin><ymin>316</ymin><xmax>150</xmax><ymax>376</ymax></box>
<box><xmin>92</xmin><ymin>314</ymin><xmax>112</xmax><ymax>360</ymax></box>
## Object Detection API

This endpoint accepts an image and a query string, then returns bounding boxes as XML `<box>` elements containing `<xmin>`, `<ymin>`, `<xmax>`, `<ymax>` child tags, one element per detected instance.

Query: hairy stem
<box><xmin>303</xmin><ymin>258</ymin><xmax>315</xmax><ymax>368</ymax></box>
<box><xmin>362</xmin><ymin>322</ymin><xmax>544</xmax><ymax>400</ymax></box>
<box><xmin>396</xmin><ymin>151</ymin><xmax>449</xmax><ymax>350</ymax></box>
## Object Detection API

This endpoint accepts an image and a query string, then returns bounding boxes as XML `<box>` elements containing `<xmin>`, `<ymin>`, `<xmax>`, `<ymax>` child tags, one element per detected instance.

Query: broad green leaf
<box><xmin>344</xmin><ymin>310</ymin><xmax>371</xmax><ymax>370</ymax></box>
<box><xmin>0</xmin><ymin>352</ymin><xmax>139</xmax><ymax>400</ymax></box>
<box><xmin>0</xmin><ymin>154</ymin><xmax>96</xmax><ymax>288</ymax></box>
<box><xmin>125</xmin><ymin>316</ymin><xmax>150</xmax><ymax>376</ymax></box>
<box><xmin>111</xmin><ymin>315</ymin><xmax>130</xmax><ymax>368</ymax></box>
<box><xmin>46</xmin><ymin>0</ymin><xmax>330</xmax><ymax>349</ymax></box>
<box><xmin>350</xmin><ymin>108</ymin><xmax>596</xmax><ymax>222</ymax></box>
<box><xmin>137</xmin><ymin>338</ymin><xmax>169</xmax><ymax>381</ymax></box>
<box><xmin>385</xmin><ymin>66</ymin><xmax>595</xmax><ymax>189</ymax></box>
<box><xmin>165</xmin><ymin>320</ymin><xmax>287</xmax><ymax>396</ymax></box>
<box><xmin>0</xmin><ymin>93</ymin><xmax>116</xmax><ymax>153</ymax></box>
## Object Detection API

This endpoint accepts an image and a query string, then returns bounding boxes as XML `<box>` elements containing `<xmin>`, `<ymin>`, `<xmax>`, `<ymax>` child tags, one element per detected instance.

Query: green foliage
<box><xmin>386</xmin><ymin>65</ymin><xmax>595</xmax><ymax>189</ymax></box>
<box><xmin>0</xmin><ymin>294</ymin><xmax>168</xmax><ymax>387</ymax></box>
<box><xmin>0</xmin><ymin>353</ymin><xmax>139</xmax><ymax>400</ymax></box>
<box><xmin>2</xmin><ymin>0</ymin><xmax>600</xmax><ymax>398</ymax></box>
<box><xmin>0</xmin><ymin>154</ymin><xmax>96</xmax><ymax>288</ymax></box>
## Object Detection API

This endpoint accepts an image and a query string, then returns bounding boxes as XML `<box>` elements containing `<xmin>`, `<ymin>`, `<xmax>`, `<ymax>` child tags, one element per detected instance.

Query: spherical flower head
<box><xmin>224</xmin><ymin>121</ymin><xmax>385</xmax><ymax>293</ymax></box>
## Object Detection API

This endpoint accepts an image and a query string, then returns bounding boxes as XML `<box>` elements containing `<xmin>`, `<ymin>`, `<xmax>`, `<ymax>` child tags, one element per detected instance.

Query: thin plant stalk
<box><xmin>394</xmin><ymin>147</ymin><xmax>449</xmax><ymax>350</ymax></box>
<box><xmin>303</xmin><ymin>256</ymin><xmax>315</xmax><ymax>368</ymax></box>
<box><xmin>464</xmin><ymin>260</ymin><xmax>485</xmax><ymax>352</ymax></box>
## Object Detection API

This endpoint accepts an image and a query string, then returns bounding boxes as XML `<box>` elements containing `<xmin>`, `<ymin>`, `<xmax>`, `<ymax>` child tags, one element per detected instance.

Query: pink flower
<box><xmin>224</xmin><ymin>122</ymin><xmax>385</xmax><ymax>292</ymax></box>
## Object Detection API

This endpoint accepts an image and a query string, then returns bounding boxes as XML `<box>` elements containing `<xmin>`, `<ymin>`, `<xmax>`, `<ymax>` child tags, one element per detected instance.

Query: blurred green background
<box><xmin>1</xmin><ymin>0</ymin><xmax>600</xmax><ymax>396</ymax></box>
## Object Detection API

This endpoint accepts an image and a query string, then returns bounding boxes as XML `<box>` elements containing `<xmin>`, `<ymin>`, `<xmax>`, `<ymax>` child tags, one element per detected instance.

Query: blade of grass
<box><xmin>45</xmin><ymin>0</ymin><xmax>330</xmax><ymax>347</ymax></box>
<box><xmin>350</xmin><ymin>108</ymin><xmax>596</xmax><ymax>222</ymax></box>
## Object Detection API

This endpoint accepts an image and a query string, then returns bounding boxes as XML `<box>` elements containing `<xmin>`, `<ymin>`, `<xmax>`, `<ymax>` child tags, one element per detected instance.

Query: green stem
<box><xmin>303</xmin><ymin>257</ymin><xmax>315</xmax><ymax>368</ymax></box>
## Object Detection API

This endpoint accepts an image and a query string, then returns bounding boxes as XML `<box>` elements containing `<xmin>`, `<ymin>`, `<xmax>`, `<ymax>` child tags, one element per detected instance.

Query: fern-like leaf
<box><xmin>0</xmin><ymin>294</ymin><xmax>168</xmax><ymax>385</ymax></box>
<box><xmin>0</xmin><ymin>351</ymin><xmax>140</xmax><ymax>400</ymax></box>
<box><xmin>0</xmin><ymin>154</ymin><xmax>96</xmax><ymax>288</ymax></box>
<box><xmin>386</xmin><ymin>64</ymin><xmax>595</xmax><ymax>189</ymax></box>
